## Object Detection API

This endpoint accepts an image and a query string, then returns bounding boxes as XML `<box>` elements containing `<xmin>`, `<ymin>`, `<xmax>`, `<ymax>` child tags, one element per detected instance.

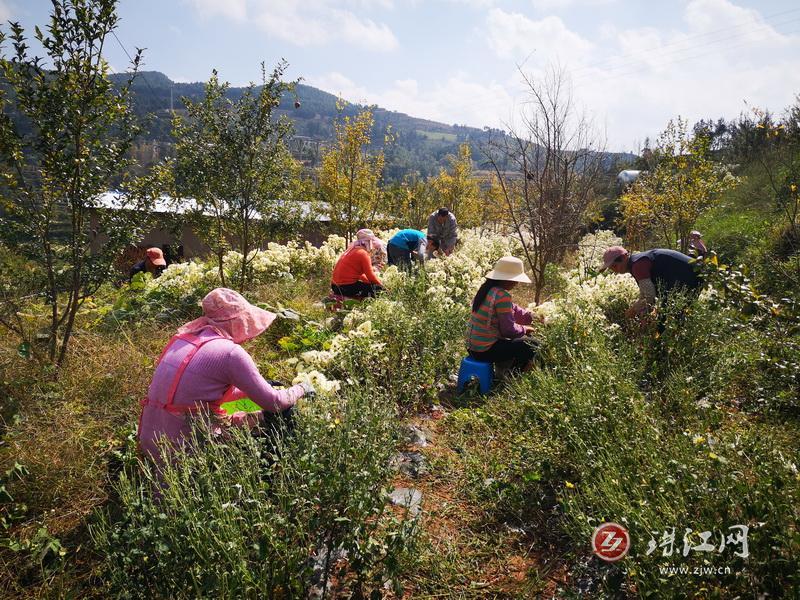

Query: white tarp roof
<box><xmin>94</xmin><ymin>191</ymin><xmax>329</xmax><ymax>221</ymax></box>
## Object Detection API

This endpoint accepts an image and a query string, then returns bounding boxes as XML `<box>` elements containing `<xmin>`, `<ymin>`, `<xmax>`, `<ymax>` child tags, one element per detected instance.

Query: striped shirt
<box><xmin>466</xmin><ymin>287</ymin><xmax>515</xmax><ymax>352</ymax></box>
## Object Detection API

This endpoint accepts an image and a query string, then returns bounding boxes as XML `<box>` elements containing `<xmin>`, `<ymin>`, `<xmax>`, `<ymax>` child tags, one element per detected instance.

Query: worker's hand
<box><xmin>230</xmin><ymin>410</ymin><xmax>263</xmax><ymax>428</ymax></box>
<box><xmin>299</xmin><ymin>381</ymin><xmax>316</xmax><ymax>398</ymax></box>
<box><xmin>523</xmin><ymin>325</ymin><xmax>537</xmax><ymax>334</ymax></box>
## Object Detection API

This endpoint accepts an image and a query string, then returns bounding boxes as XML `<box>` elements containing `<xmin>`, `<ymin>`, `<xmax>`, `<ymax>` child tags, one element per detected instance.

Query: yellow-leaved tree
<box><xmin>318</xmin><ymin>102</ymin><xmax>385</xmax><ymax>244</ymax></box>
<box><xmin>388</xmin><ymin>174</ymin><xmax>437</xmax><ymax>229</ymax></box>
<box><xmin>621</xmin><ymin>117</ymin><xmax>738</xmax><ymax>252</ymax></box>
<box><xmin>430</xmin><ymin>143</ymin><xmax>482</xmax><ymax>227</ymax></box>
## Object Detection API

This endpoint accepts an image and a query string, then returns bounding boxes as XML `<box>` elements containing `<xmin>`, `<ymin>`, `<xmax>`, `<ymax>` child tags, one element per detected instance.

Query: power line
<box><xmin>572</xmin><ymin>15</ymin><xmax>800</xmax><ymax>84</ymax></box>
<box><xmin>110</xmin><ymin>30</ymin><xmax>157</xmax><ymax>97</ymax></box>
<box><xmin>572</xmin><ymin>25</ymin><xmax>800</xmax><ymax>90</ymax></box>
<box><xmin>569</xmin><ymin>6</ymin><xmax>800</xmax><ymax>76</ymax></box>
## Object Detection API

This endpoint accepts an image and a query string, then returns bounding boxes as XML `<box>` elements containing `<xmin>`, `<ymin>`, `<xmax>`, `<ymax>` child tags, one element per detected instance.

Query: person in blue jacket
<box><xmin>387</xmin><ymin>229</ymin><xmax>427</xmax><ymax>269</ymax></box>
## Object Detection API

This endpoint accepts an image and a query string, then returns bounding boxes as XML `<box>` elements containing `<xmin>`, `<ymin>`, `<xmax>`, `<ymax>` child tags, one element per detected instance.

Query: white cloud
<box><xmin>485</xmin><ymin>9</ymin><xmax>593</xmax><ymax>66</ymax></box>
<box><xmin>530</xmin><ymin>0</ymin><xmax>615</xmax><ymax>10</ymax></box>
<box><xmin>184</xmin><ymin>0</ymin><xmax>247</xmax><ymax>22</ymax></box>
<box><xmin>310</xmin><ymin>70</ymin><xmax>515</xmax><ymax>130</ymax></box>
<box><xmin>566</xmin><ymin>0</ymin><xmax>800</xmax><ymax>150</ymax></box>
<box><xmin>443</xmin><ymin>0</ymin><xmax>497</xmax><ymax>7</ymax></box>
<box><xmin>0</xmin><ymin>0</ymin><xmax>14</xmax><ymax>21</ymax></box>
<box><xmin>184</xmin><ymin>0</ymin><xmax>398</xmax><ymax>51</ymax></box>
<box><xmin>685</xmin><ymin>0</ymin><xmax>764</xmax><ymax>35</ymax></box>
<box><xmin>336</xmin><ymin>11</ymin><xmax>399</xmax><ymax>51</ymax></box>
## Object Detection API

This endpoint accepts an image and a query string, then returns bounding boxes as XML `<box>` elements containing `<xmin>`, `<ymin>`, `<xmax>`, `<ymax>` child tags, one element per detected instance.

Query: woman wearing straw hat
<box><xmin>466</xmin><ymin>256</ymin><xmax>538</xmax><ymax>372</ymax></box>
<box><xmin>137</xmin><ymin>288</ymin><xmax>314</xmax><ymax>463</ymax></box>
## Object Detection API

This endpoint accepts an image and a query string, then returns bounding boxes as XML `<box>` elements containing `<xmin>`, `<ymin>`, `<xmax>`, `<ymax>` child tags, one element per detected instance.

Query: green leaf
<box><xmin>16</xmin><ymin>342</ymin><xmax>30</xmax><ymax>359</ymax></box>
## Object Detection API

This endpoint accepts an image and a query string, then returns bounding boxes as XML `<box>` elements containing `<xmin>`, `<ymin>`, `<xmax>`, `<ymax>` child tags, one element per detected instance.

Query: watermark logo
<box><xmin>592</xmin><ymin>522</ymin><xmax>630</xmax><ymax>562</ymax></box>
<box><xmin>645</xmin><ymin>525</ymin><xmax>749</xmax><ymax>558</ymax></box>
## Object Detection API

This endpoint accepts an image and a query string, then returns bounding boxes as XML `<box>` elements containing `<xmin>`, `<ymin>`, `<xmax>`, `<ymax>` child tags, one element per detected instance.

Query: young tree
<box><xmin>620</xmin><ymin>117</ymin><xmax>738</xmax><ymax>252</ymax></box>
<box><xmin>171</xmin><ymin>63</ymin><xmax>301</xmax><ymax>289</ymax></box>
<box><xmin>483</xmin><ymin>66</ymin><xmax>605</xmax><ymax>302</ymax></box>
<box><xmin>747</xmin><ymin>105</ymin><xmax>800</xmax><ymax>231</ymax></box>
<box><xmin>0</xmin><ymin>0</ymin><xmax>144</xmax><ymax>367</ymax></box>
<box><xmin>430</xmin><ymin>143</ymin><xmax>482</xmax><ymax>227</ymax></box>
<box><xmin>481</xmin><ymin>174</ymin><xmax>516</xmax><ymax>233</ymax></box>
<box><xmin>318</xmin><ymin>103</ymin><xmax>385</xmax><ymax>244</ymax></box>
<box><xmin>384</xmin><ymin>174</ymin><xmax>436</xmax><ymax>229</ymax></box>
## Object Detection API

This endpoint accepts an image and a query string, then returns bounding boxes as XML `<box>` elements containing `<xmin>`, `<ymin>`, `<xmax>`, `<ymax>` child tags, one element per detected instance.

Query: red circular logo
<box><xmin>591</xmin><ymin>522</ymin><xmax>630</xmax><ymax>562</ymax></box>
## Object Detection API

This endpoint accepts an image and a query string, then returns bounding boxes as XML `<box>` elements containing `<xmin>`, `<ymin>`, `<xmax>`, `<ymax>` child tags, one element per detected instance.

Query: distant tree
<box><xmin>747</xmin><ymin>105</ymin><xmax>800</xmax><ymax>231</ymax></box>
<box><xmin>170</xmin><ymin>63</ymin><xmax>302</xmax><ymax>289</ymax></box>
<box><xmin>481</xmin><ymin>174</ymin><xmax>516</xmax><ymax>233</ymax></box>
<box><xmin>483</xmin><ymin>65</ymin><xmax>605</xmax><ymax>303</ymax></box>
<box><xmin>621</xmin><ymin>117</ymin><xmax>738</xmax><ymax>252</ymax></box>
<box><xmin>0</xmin><ymin>0</ymin><xmax>145</xmax><ymax>367</ymax></box>
<box><xmin>386</xmin><ymin>173</ymin><xmax>437</xmax><ymax>229</ymax></box>
<box><xmin>430</xmin><ymin>143</ymin><xmax>482</xmax><ymax>227</ymax></box>
<box><xmin>318</xmin><ymin>103</ymin><xmax>386</xmax><ymax>244</ymax></box>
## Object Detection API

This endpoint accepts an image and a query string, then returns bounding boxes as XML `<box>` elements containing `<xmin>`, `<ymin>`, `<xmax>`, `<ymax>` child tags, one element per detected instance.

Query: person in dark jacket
<box><xmin>129</xmin><ymin>247</ymin><xmax>168</xmax><ymax>281</ymax></box>
<box><xmin>426</xmin><ymin>207</ymin><xmax>458</xmax><ymax>257</ymax></box>
<box><xmin>601</xmin><ymin>246</ymin><xmax>701</xmax><ymax>318</ymax></box>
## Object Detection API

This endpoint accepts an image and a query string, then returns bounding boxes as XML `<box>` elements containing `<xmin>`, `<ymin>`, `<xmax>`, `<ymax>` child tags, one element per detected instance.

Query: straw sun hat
<box><xmin>485</xmin><ymin>256</ymin><xmax>532</xmax><ymax>283</ymax></box>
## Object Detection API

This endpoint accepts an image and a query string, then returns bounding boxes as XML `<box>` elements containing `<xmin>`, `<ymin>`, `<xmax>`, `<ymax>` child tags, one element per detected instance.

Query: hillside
<box><xmin>113</xmin><ymin>71</ymin><xmax>635</xmax><ymax>181</ymax></box>
<box><xmin>112</xmin><ymin>71</ymin><xmax>503</xmax><ymax>179</ymax></box>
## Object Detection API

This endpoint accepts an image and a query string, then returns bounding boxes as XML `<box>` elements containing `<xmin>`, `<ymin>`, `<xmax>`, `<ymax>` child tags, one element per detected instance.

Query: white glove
<box><xmin>299</xmin><ymin>381</ymin><xmax>316</xmax><ymax>396</ymax></box>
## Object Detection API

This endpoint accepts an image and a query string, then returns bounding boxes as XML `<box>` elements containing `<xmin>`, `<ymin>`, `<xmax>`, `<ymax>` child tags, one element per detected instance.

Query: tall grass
<box><xmin>441</xmin><ymin>300</ymin><xmax>800</xmax><ymax>597</ymax></box>
<box><xmin>92</xmin><ymin>389</ymin><xmax>417</xmax><ymax>599</ymax></box>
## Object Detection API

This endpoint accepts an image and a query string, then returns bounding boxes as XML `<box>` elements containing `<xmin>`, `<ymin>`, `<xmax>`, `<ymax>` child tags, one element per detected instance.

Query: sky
<box><xmin>4</xmin><ymin>0</ymin><xmax>800</xmax><ymax>152</ymax></box>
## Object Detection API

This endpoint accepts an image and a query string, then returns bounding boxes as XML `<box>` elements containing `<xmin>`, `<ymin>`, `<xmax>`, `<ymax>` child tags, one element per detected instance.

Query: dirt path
<box><xmin>391</xmin><ymin>405</ymin><xmax>569</xmax><ymax>599</ymax></box>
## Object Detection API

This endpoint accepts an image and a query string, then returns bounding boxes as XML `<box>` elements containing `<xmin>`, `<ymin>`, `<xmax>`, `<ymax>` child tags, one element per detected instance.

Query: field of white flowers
<box><xmin>1</xmin><ymin>227</ymin><xmax>798</xmax><ymax>599</ymax></box>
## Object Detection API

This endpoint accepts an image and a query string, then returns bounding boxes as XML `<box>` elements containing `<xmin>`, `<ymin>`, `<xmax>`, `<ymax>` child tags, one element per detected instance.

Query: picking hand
<box><xmin>299</xmin><ymin>381</ymin><xmax>316</xmax><ymax>398</ymax></box>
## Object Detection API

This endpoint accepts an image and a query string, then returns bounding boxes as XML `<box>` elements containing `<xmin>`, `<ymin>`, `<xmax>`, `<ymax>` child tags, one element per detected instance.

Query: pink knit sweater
<box><xmin>138</xmin><ymin>328</ymin><xmax>304</xmax><ymax>461</ymax></box>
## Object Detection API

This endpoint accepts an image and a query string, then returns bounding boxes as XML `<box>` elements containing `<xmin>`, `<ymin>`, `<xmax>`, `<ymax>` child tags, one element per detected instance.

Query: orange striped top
<box><xmin>466</xmin><ymin>287</ymin><xmax>514</xmax><ymax>352</ymax></box>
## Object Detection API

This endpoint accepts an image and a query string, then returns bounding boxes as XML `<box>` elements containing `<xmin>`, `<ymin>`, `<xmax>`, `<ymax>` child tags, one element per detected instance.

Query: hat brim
<box><xmin>485</xmin><ymin>269</ymin><xmax>532</xmax><ymax>283</ymax></box>
<box><xmin>235</xmin><ymin>305</ymin><xmax>277</xmax><ymax>342</ymax></box>
<box><xmin>150</xmin><ymin>258</ymin><xmax>167</xmax><ymax>267</ymax></box>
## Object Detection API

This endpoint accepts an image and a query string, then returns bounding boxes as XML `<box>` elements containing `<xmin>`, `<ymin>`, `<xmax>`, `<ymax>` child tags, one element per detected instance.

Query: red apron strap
<box><xmin>164</xmin><ymin>333</ymin><xmax>224</xmax><ymax>411</ymax></box>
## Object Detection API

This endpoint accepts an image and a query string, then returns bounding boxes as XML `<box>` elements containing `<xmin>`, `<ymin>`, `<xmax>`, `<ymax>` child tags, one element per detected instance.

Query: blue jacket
<box><xmin>388</xmin><ymin>229</ymin><xmax>426</xmax><ymax>251</ymax></box>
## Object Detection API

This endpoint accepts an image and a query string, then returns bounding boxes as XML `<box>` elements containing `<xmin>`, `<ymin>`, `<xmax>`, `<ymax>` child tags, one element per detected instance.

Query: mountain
<box><xmin>112</xmin><ymin>71</ymin><xmax>636</xmax><ymax>182</ymax></box>
<box><xmin>111</xmin><ymin>71</ymin><xmax>515</xmax><ymax>181</ymax></box>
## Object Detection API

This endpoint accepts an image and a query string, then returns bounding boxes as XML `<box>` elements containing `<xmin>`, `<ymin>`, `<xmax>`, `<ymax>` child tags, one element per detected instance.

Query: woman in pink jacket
<box><xmin>137</xmin><ymin>288</ymin><xmax>313</xmax><ymax>463</ymax></box>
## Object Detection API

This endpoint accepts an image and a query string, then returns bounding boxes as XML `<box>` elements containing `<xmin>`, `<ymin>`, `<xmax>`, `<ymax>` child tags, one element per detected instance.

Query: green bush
<box><xmin>330</xmin><ymin>273</ymin><xmax>468</xmax><ymax>410</ymax></box>
<box><xmin>92</xmin><ymin>389</ymin><xmax>417</xmax><ymax>599</ymax></box>
<box><xmin>443</xmin><ymin>301</ymin><xmax>800</xmax><ymax>597</ymax></box>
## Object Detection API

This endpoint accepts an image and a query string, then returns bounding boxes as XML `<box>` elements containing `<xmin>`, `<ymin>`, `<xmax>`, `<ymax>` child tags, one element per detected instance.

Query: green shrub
<box><xmin>329</xmin><ymin>273</ymin><xmax>468</xmax><ymax>410</ymax></box>
<box><xmin>442</xmin><ymin>303</ymin><xmax>800</xmax><ymax>597</ymax></box>
<box><xmin>92</xmin><ymin>389</ymin><xmax>417</xmax><ymax>599</ymax></box>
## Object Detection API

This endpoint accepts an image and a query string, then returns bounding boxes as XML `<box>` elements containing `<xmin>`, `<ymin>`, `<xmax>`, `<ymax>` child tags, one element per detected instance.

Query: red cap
<box><xmin>146</xmin><ymin>247</ymin><xmax>167</xmax><ymax>267</ymax></box>
<box><xmin>600</xmin><ymin>246</ymin><xmax>628</xmax><ymax>271</ymax></box>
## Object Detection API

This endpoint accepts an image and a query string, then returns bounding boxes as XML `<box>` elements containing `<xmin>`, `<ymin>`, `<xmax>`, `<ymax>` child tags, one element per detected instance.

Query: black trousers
<box><xmin>331</xmin><ymin>282</ymin><xmax>383</xmax><ymax>298</ymax></box>
<box><xmin>469</xmin><ymin>338</ymin><xmax>536</xmax><ymax>370</ymax></box>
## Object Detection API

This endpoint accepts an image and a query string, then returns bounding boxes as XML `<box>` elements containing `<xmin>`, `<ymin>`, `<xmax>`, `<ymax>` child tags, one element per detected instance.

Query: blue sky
<box><xmin>4</xmin><ymin>0</ymin><xmax>800</xmax><ymax>151</ymax></box>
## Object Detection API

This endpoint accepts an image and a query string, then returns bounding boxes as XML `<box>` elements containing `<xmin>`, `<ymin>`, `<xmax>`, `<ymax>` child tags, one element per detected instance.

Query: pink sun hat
<box><xmin>600</xmin><ymin>246</ymin><xmax>629</xmax><ymax>271</ymax></box>
<box><xmin>177</xmin><ymin>288</ymin><xmax>276</xmax><ymax>344</ymax></box>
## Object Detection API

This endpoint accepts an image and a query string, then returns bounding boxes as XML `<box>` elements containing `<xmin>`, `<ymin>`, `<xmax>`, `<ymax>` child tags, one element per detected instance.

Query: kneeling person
<box><xmin>387</xmin><ymin>229</ymin><xmax>427</xmax><ymax>269</ymax></box>
<box><xmin>331</xmin><ymin>234</ymin><xmax>384</xmax><ymax>298</ymax></box>
<box><xmin>601</xmin><ymin>246</ymin><xmax>701</xmax><ymax>318</ymax></box>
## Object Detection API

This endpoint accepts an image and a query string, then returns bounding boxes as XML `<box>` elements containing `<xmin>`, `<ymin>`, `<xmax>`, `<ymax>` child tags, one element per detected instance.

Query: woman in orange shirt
<box><xmin>331</xmin><ymin>231</ymin><xmax>385</xmax><ymax>298</ymax></box>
